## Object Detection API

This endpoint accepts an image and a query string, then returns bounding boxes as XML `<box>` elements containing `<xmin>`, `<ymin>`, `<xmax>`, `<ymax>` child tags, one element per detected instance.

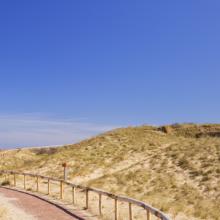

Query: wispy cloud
<box><xmin>0</xmin><ymin>113</ymin><xmax>118</xmax><ymax>149</ymax></box>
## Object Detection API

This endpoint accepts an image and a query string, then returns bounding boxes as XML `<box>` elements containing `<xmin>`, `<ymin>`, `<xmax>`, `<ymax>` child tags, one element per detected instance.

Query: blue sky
<box><xmin>0</xmin><ymin>1</ymin><xmax>220</xmax><ymax>148</ymax></box>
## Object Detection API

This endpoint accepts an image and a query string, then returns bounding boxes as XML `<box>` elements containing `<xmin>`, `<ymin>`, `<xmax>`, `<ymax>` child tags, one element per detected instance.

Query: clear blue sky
<box><xmin>0</xmin><ymin>1</ymin><xmax>220</xmax><ymax>147</ymax></box>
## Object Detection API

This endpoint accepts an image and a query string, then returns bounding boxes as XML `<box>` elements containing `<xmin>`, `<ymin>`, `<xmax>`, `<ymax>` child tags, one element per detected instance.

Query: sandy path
<box><xmin>0</xmin><ymin>187</ymin><xmax>83</xmax><ymax>220</ymax></box>
<box><xmin>0</xmin><ymin>193</ymin><xmax>36</xmax><ymax>220</ymax></box>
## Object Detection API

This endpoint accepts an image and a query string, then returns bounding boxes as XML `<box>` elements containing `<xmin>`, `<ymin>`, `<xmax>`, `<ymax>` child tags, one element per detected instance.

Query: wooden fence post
<box><xmin>47</xmin><ymin>179</ymin><xmax>50</xmax><ymax>195</ymax></box>
<box><xmin>72</xmin><ymin>186</ymin><xmax>75</xmax><ymax>204</ymax></box>
<box><xmin>99</xmin><ymin>193</ymin><xmax>102</xmax><ymax>215</ymax></box>
<box><xmin>60</xmin><ymin>181</ymin><xmax>63</xmax><ymax>199</ymax></box>
<box><xmin>23</xmin><ymin>174</ymin><xmax>26</xmax><ymax>189</ymax></box>
<box><xmin>36</xmin><ymin>176</ymin><xmax>39</xmax><ymax>192</ymax></box>
<box><xmin>13</xmin><ymin>174</ymin><xmax>16</xmax><ymax>186</ymax></box>
<box><xmin>85</xmin><ymin>189</ymin><xmax>89</xmax><ymax>209</ymax></box>
<box><xmin>129</xmin><ymin>203</ymin><xmax>133</xmax><ymax>220</ymax></box>
<box><xmin>147</xmin><ymin>209</ymin><xmax>150</xmax><ymax>220</ymax></box>
<box><xmin>115</xmin><ymin>197</ymin><xmax>118</xmax><ymax>220</ymax></box>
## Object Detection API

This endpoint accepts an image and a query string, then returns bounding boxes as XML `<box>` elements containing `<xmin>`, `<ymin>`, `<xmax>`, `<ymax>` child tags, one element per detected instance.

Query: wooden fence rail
<box><xmin>0</xmin><ymin>170</ymin><xmax>170</xmax><ymax>220</ymax></box>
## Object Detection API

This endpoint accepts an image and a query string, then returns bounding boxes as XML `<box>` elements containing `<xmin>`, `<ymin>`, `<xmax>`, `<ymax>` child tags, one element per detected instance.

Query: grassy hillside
<box><xmin>0</xmin><ymin>124</ymin><xmax>220</xmax><ymax>220</ymax></box>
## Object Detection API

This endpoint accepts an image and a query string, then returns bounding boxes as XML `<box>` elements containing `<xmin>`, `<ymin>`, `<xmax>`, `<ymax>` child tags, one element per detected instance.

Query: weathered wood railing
<box><xmin>0</xmin><ymin>170</ymin><xmax>170</xmax><ymax>220</ymax></box>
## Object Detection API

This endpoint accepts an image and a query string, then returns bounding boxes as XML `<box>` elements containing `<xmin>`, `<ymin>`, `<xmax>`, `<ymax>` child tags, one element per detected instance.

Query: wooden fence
<box><xmin>0</xmin><ymin>170</ymin><xmax>170</xmax><ymax>220</ymax></box>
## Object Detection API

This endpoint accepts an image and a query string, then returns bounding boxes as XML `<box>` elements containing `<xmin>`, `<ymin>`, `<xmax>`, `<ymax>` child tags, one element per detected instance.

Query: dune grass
<box><xmin>0</xmin><ymin>124</ymin><xmax>220</xmax><ymax>219</ymax></box>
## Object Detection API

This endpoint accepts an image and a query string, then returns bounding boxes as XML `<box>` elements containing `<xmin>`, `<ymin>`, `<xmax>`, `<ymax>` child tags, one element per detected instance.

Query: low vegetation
<box><xmin>0</xmin><ymin>180</ymin><xmax>10</xmax><ymax>186</ymax></box>
<box><xmin>0</xmin><ymin>123</ymin><xmax>220</xmax><ymax>219</ymax></box>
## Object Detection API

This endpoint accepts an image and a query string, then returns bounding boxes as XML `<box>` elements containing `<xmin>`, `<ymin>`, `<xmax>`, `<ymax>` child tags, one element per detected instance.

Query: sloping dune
<box><xmin>1</xmin><ymin>124</ymin><xmax>220</xmax><ymax>219</ymax></box>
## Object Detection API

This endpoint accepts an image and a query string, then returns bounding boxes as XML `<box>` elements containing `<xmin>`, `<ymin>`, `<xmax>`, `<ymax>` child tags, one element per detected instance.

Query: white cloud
<box><xmin>0</xmin><ymin>113</ymin><xmax>118</xmax><ymax>149</ymax></box>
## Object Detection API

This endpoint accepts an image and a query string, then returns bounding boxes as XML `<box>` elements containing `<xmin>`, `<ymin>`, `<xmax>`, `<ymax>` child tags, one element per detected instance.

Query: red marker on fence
<box><xmin>62</xmin><ymin>162</ymin><xmax>68</xmax><ymax>181</ymax></box>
